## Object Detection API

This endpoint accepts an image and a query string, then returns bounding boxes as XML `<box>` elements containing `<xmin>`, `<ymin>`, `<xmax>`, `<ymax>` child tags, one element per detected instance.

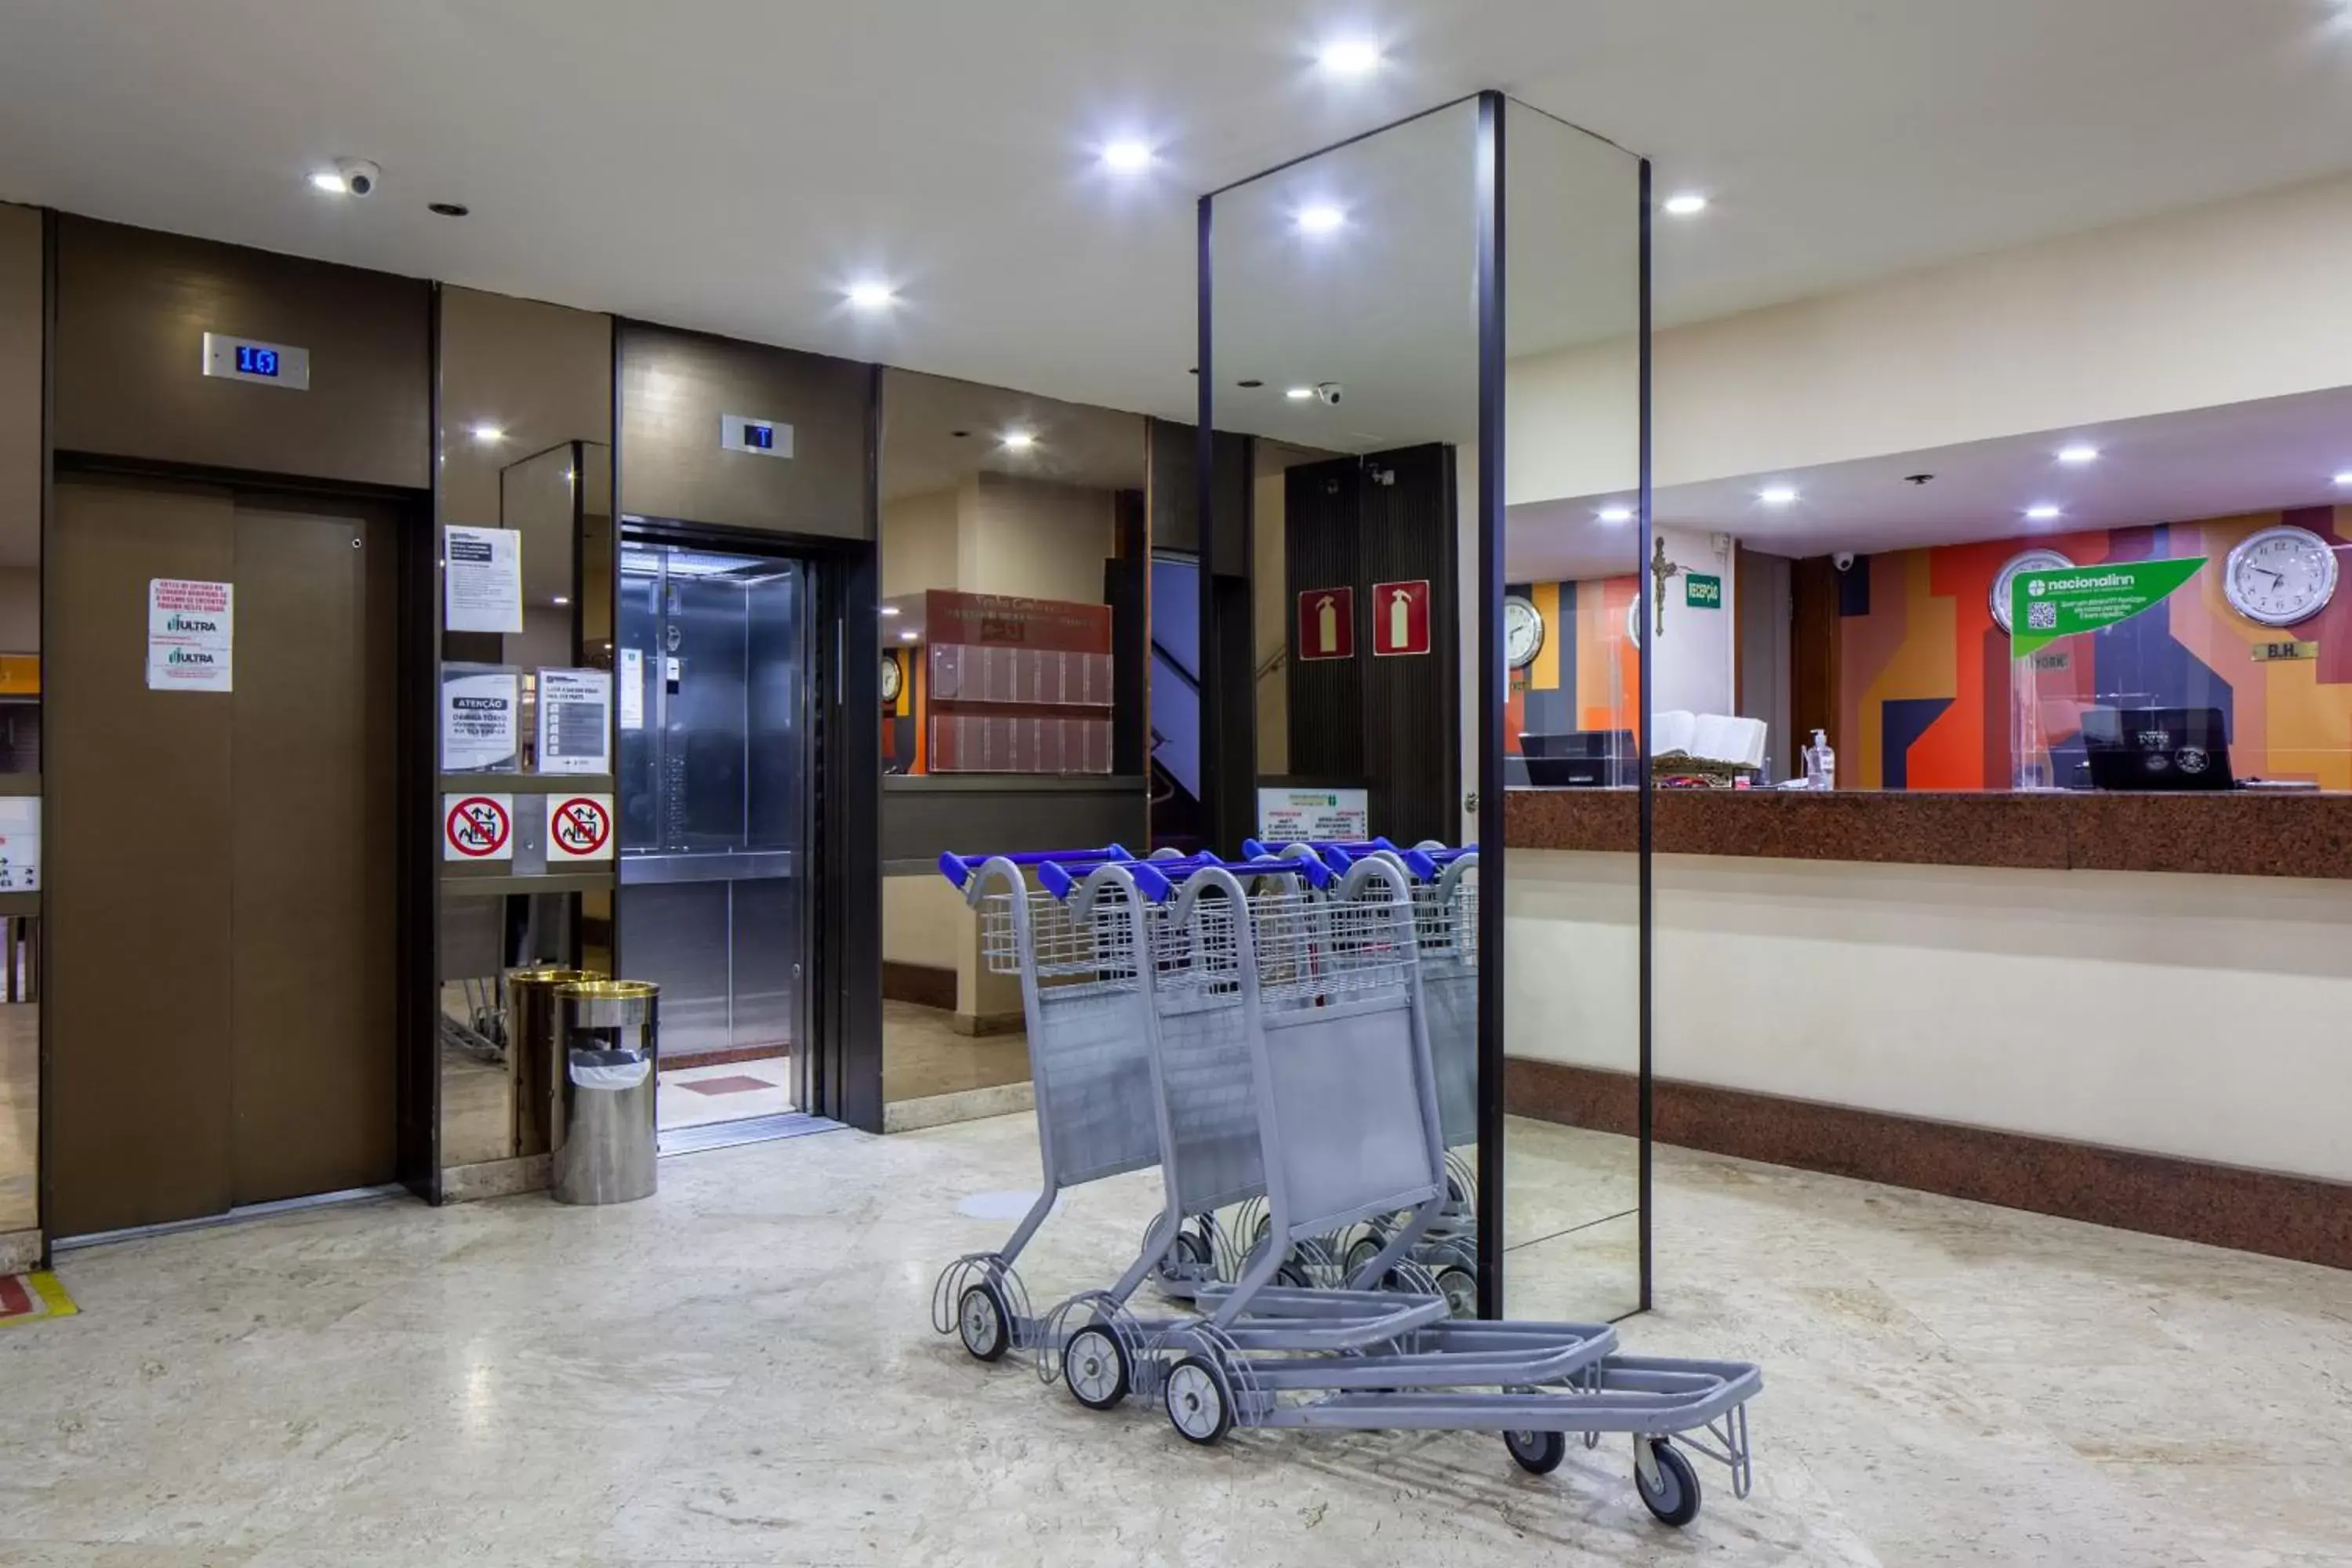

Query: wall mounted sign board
<box><xmin>1370</xmin><ymin>579</ymin><xmax>1432</xmax><ymax>657</ymax></box>
<box><xmin>1297</xmin><ymin>586</ymin><xmax>1356</xmax><ymax>661</ymax></box>
<box><xmin>146</xmin><ymin>578</ymin><xmax>233</xmax><ymax>691</ymax></box>
<box><xmin>444</xmin><ymin>524</ymin><xmax>523</xmax><ymax>634</ymax></box>
<box><xmin>0</xmin><ymin>797</ymin><xmax>38</xmax><ymax>891</ymax></box>
<box><xmin>444</xmin><ymin>793</ymin><xmax>514</xmax><ymax>861</ymax></box>
<box><xmin>544</xmin><ymin>793</ymin><xmax>615</xmax><ymax>861</ymax></box>
<box><xmin>1258</xmin><ymin>786</ymin><xmax>1370</xmax><ymax>842</ymax></box>
<box><xmin>1686</xmin><ymin>572</ymin><xmax>1723</xmax><ymax>608</ymax></box>
<box><xmin>200</xmin><ymin>331</ymin><xmax>310</xmax><ymax>390</ymax></box>
<box><xmin>441</xmin><ymin>664</ymin><xmax>520</xmax><ymax>771</ymax></box>
<box><xmin>720</xmin><ymin>413</ymin><xmax>793</xmax><ymax>458</ymax></box>
<box><xmin>535</xmin><ymin>667</ymin><xmax>612</xmax><ymax>775</ymax></box>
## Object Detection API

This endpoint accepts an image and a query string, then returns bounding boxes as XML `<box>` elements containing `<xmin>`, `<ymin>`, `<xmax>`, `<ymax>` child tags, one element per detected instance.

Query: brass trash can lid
<box><xmin>557</xmin><ymin>979</ymin><xmax>659</xmax><ymax>1000</ymax></box>
<box><xmin>508</xmin><ymin>967</ymin><xmax>601</xmax><ymax>988</ymax></box>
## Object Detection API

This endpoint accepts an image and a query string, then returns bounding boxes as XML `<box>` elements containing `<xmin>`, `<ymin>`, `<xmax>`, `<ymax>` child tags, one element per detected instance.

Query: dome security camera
<box><xmin>1833</xmin><ymin>551</ymin><xmax>1857</xmax><ymax>572</ymax></box>
<box><xmin>336</xmin><ymin>158</ymin><xmax>382</xmax><ymax>198</ymax></box>
<box><xmin>1313</xmin><ymin>381</ymin><xmax>1344</xmax><ymax>406</ymax></box>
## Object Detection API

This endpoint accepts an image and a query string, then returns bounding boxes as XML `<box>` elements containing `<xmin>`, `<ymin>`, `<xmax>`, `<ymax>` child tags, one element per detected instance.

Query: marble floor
<box><xmin>657</xmin><ymin>1055</ymin><xmax>793</xmax><ymax>1131</ymax></box>
<box><xmin>2</xmin><ymin>1116</ymin><xmax>2347</xmax><ymax>1566</ymax></box>
<box><xmin>0</xmin><ymin>1003</ymin><xmax>32</xmax><ymax>1232</ymax></box>
<box><xmin>880</xmin><ymin>1000</ymin><xmax>1029</xmax><ymax>1105</ymax></box>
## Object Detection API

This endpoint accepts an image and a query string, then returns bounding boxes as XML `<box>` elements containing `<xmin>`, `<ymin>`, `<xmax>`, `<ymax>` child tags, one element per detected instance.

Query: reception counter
<box><xmin>1501</xmin><ymin>788</ymin><xmax>2352</xmax><ymax>1269</ymax></box>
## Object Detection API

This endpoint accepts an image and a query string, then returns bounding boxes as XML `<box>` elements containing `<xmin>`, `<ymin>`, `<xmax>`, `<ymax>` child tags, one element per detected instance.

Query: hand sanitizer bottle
<box><xmin>1808</xmin><ymin>728</ymin><xmax>1835</xmax><ymax>791</ymax></box>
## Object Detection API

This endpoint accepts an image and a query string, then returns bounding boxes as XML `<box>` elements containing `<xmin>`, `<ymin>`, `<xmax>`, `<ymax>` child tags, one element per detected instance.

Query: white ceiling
<box><xmin>5</xmin><ymin>2</ymin><xmax>2352</xmax><ymax>428</ymax></box>
<box><xmin>1505</xmin><ymin>386</ymin><xmax>2352</xmax><ymax>582</ymax></box>
<box><xmin>880</xmin><ymin>368</ymin><xmax>1145</xmax><ymax>503</ymax></box>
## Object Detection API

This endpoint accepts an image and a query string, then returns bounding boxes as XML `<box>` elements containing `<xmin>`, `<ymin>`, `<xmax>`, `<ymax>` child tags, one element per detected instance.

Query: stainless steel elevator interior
<box><xmin>617</xmin><ymin>538</ymin><xmax>811</xmax><ymax>1124</ymax></box>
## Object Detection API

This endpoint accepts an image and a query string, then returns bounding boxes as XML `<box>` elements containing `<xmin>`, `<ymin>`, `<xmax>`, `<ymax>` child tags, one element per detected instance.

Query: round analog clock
<box><xmin>879</xmin><ymin>652</ymin><xmax>903</xmax><ymax>703</ymax></box>
<box><xmin>2225</xmin><ymin>524</ymin><xmax>2339</xmax><ymax>627</ymax></box>
<box><xmin>1624</xmin><ymin>594</ymin><xmax>1643</xmax><ymax>648</ymax></box>
<box><xmin>1504</xmin><ymin>594</ymin><xmax>1545</xmax><ymax>669</ymax></box>
<box><xmin>1990</xmin><ymin>548</ymin><xmax>2075</xmax><ymax>633</ymax></box>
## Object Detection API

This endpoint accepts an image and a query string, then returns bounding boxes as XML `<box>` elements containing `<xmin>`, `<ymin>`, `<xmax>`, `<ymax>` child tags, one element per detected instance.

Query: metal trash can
<box><xmin>506</xmin><ymin>967</ymin><xmax>600</xmax><ymax>1160</ymax></box>
<box><xmin>552</xmin><ymin>979</ymin><xmax>659</xmax><ymax>1205</ymax></box>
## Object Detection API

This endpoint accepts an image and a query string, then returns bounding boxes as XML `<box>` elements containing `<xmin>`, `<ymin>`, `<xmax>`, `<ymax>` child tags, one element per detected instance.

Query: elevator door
<box><xmin>615</xmin><ymin>539</ymin><xmax>811</xmax><ymax>1130</ymax></box>
<box><xmin>49</xmin><ymin>477</ymin><xmax>400</xmax><ymax>1236</ymax></box>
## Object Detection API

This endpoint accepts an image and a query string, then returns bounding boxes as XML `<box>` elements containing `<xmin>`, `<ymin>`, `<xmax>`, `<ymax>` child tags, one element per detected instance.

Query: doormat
<box><xmin>0</xmin><ymin>1270</ymin><xmax>78</xmax><ymax>1327</ymax></box>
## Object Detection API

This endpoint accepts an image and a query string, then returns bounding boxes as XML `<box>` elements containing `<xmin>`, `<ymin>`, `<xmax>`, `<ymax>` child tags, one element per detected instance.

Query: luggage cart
<box><xmin>1134</xmin><ymin>855</ymin><xmax>1761</xmax><ymax>1528</ymax></box>
<box><xmin>928</xmin><ymin>845</ymin><xmax>1381</xmax><ymax>1374</ymax></box>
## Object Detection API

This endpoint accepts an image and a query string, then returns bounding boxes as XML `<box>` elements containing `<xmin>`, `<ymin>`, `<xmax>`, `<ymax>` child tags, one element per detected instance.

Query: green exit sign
<box><xmin>1686</xmin><ymin>572</ymin><xmax>1723</xmax><ymax>609</ymax></box>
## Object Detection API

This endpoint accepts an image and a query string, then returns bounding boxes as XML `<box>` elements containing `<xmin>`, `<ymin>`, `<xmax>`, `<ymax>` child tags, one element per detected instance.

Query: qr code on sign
<box><xmin>2025</xmin><ymin>601</ymin><xmax>2058</xmax><ymax>631</ymax></box>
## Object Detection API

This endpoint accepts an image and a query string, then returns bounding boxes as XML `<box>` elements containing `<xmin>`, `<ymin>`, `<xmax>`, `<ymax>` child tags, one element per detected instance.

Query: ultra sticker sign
<box><xmin>2009</xmin><ymin>558</ymin><xmax>2206</xmax><ymax>656</ymax></box>
<box><xmin>147</xmin><ymin>579</ymin><xmax>234</xmax><ymax>691</ymax></box>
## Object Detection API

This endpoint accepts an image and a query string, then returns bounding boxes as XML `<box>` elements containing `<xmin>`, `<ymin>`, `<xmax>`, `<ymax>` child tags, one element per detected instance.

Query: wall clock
<box><xmin>2224</xmin><ymin>524</ymin><xmax>2339</xmax><ymax>627</ymax></box>
<box><xmin>1990</xmin><ymin>548</ymin><xmax>2075</xmax><ymax>632</ymax></box>
<box><xmin>1504</xmin><ymin>594</ymin><xmax>1544</xmax><ymax>669</ymax></box>
<box><xmin>880</xmin><ymin>651</ymin><xmax>903</xmax><ymax>703</ymax></box>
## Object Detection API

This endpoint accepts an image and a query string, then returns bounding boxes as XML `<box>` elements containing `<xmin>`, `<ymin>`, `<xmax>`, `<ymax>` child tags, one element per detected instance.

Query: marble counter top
<box><xmin>1503</xmin><ymin>786</ymin><xmax>2352</xmax><ymax>879</ymax></box>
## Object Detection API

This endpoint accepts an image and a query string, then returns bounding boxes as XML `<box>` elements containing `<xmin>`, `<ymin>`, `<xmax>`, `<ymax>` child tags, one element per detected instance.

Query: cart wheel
<box><xmin>1345</xmin><ymin>1235</ymin><xmax>1384</xmax><ymax>1277</ymax></box>
<box><xmin>1275</xmin><ymin>1260</ymin><xmax>1312</xmax><ymax>1290</ymax></box>
<box><xmin>1170</xmin><ymin>1229</ymin><xmax>1210</xmax><ymax>1270</ymax></box>
<box><xmin>1436</xmin><ymin>1265</ymin><xmax>1479</xmax><ymax>1319</ymax></box>
<box><xmin>1504</xmin><ymin>1429</ymin><xmax>1567</xmax><ymax>1475</ymax></box>
<box><xmin>956</xmin><ymin>1281</ymin><xmax>1010</xmax><ymax>1363</ymax></box>
<box><xmin>1635</xmin><ymin>1439</ymin><xmax>1702</xmax><ymax>1527</ymax></box>
<box><xmin>1164</xmin><ymin>1354</ymin><xmax>1234</xmax><ymax>1445</ymax></box>
<box><xmin>1062</xmin><ymin>1323</ymin><xmax>1129</xmax><ymax>1410</ymax></box>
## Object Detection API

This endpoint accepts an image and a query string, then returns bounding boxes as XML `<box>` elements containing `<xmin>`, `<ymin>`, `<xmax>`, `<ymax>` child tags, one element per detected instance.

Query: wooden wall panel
<box><xmin>0</xmin><ymin>203</ymin><xmax>38</xmax><ymax>584</ymax></box>
<box><xmin>51</xmin><ymin>217</ymin><xmax>430</xmax><ymax>489</ymax></box>
<box><xmin>617</xmin><ymin>322</ymin><xmax>868</xmax><ymax>537</ymax></box>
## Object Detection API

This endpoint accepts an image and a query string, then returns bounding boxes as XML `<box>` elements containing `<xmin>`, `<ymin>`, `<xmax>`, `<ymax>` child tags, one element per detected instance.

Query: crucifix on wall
<box><xmin>1648</xmin><ymin>537</ymin><xmax>1682</xmax><ymax>636</ymax></box>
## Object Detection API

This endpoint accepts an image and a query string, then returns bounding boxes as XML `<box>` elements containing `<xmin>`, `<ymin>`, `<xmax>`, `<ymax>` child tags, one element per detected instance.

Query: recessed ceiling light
<box><xmin>1001</xmin><ymin>431</ymin><xmax>1036</xmax><ymax>452</ymax></box>
<box><xmin>1286</xmin><ymin>387</ymin><xmax>1315</xmax><ymax>401</ymax></box>
<box><xmin>551</xmin><ymin>596</ymin><xmax>570</xmax><ymax>607</ymax></box>
<box><xmin>2058</xmin><ymin>445</ymin><xmax>2100</xmax><ymax>465</ymax></box>
<box><xmin>308</xmin><ymin>170</ymin><xmax>347</xmax><ymax>194</ymax></box>
<box><xmin>880</xmin><ymin>606</ymin><xmax>901</xmax><ymax>617</ymax></box>
<box><xmin>1598</xmin><ymin>506</ymin><xmax>1634</xmax><ymax>523</ymax></box>
<box><xmin>1663</xmin><ymin>193</ymin><xmax>1709</xmax><ymax>216</ymax></box>
<box><xmin>1102</xmin><ymin>140</ymin><xmax>1153</xmax><ymax>172</ymax></box>
<box><xmin>899</xmin><ymin>630</ymin><xmax>919</xmax><ymax>641</ymax></box>
<box><xmin>2025</xmin><ymin>503</ymin><xmax>2063</xmax><ymax>521</ymax></box>
<box><xmin>428</xmin><ymin>201</ymin><xmax>470</xmax><ymax>218</ymax></box>
<box><xmin>2336</xmin><ymin>471</ymin><xmax>2352</xmax><ymax>487</ymax></box>
<box><xmin>1759</xmin><ymin>486</ymin><xmax>1798</xmax><ymax>506</ymax></box>
<box><xmin>1297</xmin><ymin>204</ymin><xmax>1345</xmax><ymax>235</ymax></box>
<box><xmin>846</xmin><ymin>281</ymin><xmax>897</xmax><ymax>311</ymax></box>
<box><xmin>1318</xmin><ymin>38</ymin><xmax>1383</xmax><ymax>75</ymax></box>
<box><xmin>470</xmin><ymin>424</ymin><xmax>504</xmax><ymax>444</ymax></box>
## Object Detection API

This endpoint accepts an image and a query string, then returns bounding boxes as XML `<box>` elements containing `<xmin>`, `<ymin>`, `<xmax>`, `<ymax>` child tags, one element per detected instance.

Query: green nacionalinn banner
<box><xmin>2009</xmin><ymin>558</ymin><xmax>2206</xmax><ymax>657</ymax></box>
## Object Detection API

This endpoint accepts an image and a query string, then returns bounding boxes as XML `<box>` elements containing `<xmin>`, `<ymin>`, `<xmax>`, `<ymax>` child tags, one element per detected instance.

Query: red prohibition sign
<box><xmin>446</xmin><ymin>795</ymin><xmax>512</xmax><ymax>858</ymax></box>
<box><xmin>552</xmin><ymin>797</ymin><xmax>612</xmax><ymax>855</ymax></box>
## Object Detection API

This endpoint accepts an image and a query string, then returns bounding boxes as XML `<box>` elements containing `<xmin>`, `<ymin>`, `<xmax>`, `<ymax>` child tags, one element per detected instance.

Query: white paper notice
<box><xmin>441</xmin><ymin>667</ymin><xmax>520</xmax><ymax>771</ymax></box>
<box><xmin>619</xmin><ymin>648</ymin><xmax>644</xmax><ymax>731</ymax></box>
<box><xmin>536</xmin><ymin>668</ymin><xmax>612</xmax><ymax>775</ymax></box>
<box><xmin>0</xmin><ymin>797</ymin><xmax>38</xmax><ymax>891</ymax></box>
<box><xmin>444</xmin><ymin>524</ymin><xmax>523</xmax><ymax>634</ymax></box>
<box><xmin>147</xmin><ymin>579</ymin><xmax>234</xmax><ymax>691</ymax></box>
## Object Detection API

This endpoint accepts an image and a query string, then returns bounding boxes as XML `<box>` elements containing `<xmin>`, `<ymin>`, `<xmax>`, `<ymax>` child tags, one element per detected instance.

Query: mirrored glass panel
<box><xmin>1499</xmin><ymin>100</ymin><xmax>1647</xmax><ymax>1320</ymax></box>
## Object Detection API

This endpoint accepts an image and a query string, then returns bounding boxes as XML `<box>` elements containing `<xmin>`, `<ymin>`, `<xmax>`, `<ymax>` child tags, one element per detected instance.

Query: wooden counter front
<box><xmin>1503</xmin><ymin>787</ymin><xmax>2352</xmax><ymax>880</ymax></box>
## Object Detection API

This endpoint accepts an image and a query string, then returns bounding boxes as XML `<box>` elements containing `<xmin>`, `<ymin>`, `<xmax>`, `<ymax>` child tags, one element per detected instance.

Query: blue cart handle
<box><xmin>936</xmin><ymin>844</ymin><xmax>1133</xmax><ymax>891</ymax></box>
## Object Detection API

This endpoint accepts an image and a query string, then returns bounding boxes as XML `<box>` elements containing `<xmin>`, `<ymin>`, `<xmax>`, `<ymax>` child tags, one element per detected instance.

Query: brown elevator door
<box><xmin>48</xmin><ymin>478</ymin><xmax>398</xmax><ymax>1236</ymax></box>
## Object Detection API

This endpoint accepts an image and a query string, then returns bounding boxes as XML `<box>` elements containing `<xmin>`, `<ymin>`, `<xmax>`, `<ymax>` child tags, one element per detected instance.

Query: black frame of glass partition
<box><xmin>1197</xmin><ymin>89</ymin><xmax>1656</xmax><ymax>1316</ymax></box>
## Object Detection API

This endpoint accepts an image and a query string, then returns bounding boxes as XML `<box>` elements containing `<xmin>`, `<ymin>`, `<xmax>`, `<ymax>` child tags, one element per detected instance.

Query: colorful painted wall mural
<box><xmin>1503</xmin><ymin>575</ymin><xmax>1642</xmax><ymax>753</ymax></box>
<box><xmin>1838</xmin><ymin>504</ymin><xmax>2352</xmax><ymax>789</ymax></box>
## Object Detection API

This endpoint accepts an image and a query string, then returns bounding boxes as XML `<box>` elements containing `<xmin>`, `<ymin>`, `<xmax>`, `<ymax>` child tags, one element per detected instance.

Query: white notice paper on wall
<box><xmin>441</xmin><ymin>666</ymin><xmax>521</xmax><ymax>771</ymax></box>
<box><xmin>619</xmin><ymin>648</ymin><xmax>644</xmax><ymax>731</ymax></box>
<box><xmin>0</xmin><ymin>797</ymin><xmax>38</xmax><ymax>891</ymax></box>
<box><xmin>146</xmin><ymin>579</ymin><xmax>234</xmax><ymax>691</ymax></box>
<box><xmin>1256</xmin><ymin>787</ymin><xmax>1370</xmax><ymax>844</ymax></box>
<box><xmin>536</xmin><ymin>668</ymin><xmax>612</xmax><ymax>775</ymax></box>
<box><xmin>444</xmin><ymin>524</ymin><xmax>524</xmax><ymax>634</ymax></box>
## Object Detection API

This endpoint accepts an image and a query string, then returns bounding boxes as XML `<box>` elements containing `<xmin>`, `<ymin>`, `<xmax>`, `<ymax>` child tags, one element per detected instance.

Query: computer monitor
<box><xmin>2080</xmin><ymin>706</ymin><xmax>2233</xmax><ymax>791</ymax></box>
<box><xmin>1519</xmin><ymin>729</ymin><xmax>1639</xmax><ymax>788</ymax></box>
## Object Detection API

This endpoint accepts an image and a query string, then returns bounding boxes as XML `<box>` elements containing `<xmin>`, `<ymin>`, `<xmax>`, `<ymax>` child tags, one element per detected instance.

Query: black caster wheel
<box><xmin>1062</xmin><ymin>1323</ymin><xmax>1130</xmax><ymax>1410</ymax></box>
<box><xmin>1504</xmin><ymin>1429</ymin><xmax>1567</xmax><ymax>1475</ymax></box>
<box><xmin>1635</xmin><ymin>1439</ymin><xmax>1702</xmax><ymax>1527</ymax></box>
<box><xmin>1275</xmin><ymin>1259</ymin><xmax>1312</xmax><ymax>1290</ymax></box>
<box><xmin>956</xmin><ymin>1281</ymin><xmax>1010</xmax><ymax>1363</ymax></box>
<box><xmin>1345</xmin><ymin>1234</ymin><xmax>1385</xmax><ymax>1277</ymax></box>
<box><xmin>1164</xmin><ymin>1354</ymin><xmax>1234</xmax><ymax>1445</ymax></box>
<box><xmin>1436</xmin><ymin>1265</ymin><xmax>1479</xmax><ymax>1319</ymax></box>
<box><xmin>1167</xmin><ymin>1229</ymin><xmax>1210</xmax><ymax>1272</ymax></box>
